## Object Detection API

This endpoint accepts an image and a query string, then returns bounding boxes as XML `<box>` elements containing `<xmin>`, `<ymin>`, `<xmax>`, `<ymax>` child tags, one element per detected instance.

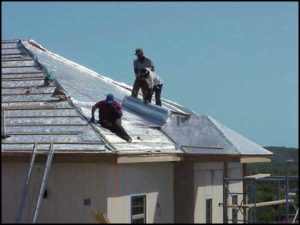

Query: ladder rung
<box><xmin>32</xmin><ymin>165</ymin><xmax>46</xmax><ymax>169</ymax></box>
<box><xmin>34</xmin><ymin>151</ymin><xmax>49</xmax><ymax>155</ymax></box>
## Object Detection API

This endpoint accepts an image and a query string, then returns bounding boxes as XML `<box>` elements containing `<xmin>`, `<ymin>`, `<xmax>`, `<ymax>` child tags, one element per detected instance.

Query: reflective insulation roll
<box><xmin>122</xmin><ymin>95</ymin><xmax>170</xmax><ymax>126</ymax></box>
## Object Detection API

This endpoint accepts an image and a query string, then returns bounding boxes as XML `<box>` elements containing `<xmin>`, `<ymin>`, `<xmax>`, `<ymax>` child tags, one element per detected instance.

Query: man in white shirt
<box><xmin>140</xmin><ymin>68</ymin><xmax>163</xmax><ymax>106</ymax></box>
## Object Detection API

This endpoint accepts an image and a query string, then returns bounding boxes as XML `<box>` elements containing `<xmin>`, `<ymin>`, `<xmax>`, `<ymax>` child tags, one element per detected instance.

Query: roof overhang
<box><xmin>2</xmin><ymin>152</ymin><xmax>272</xmax><ymax>164</ymax></box>
<box><xmin>1</xmin><ymin>152</ymin><xmax>117</xmax><ymax>163</ymax></box>
<box><xmin>176</xmin><ymin>154</ymin><xmax>272</xmax><ymax>164</ymax></box>
<box><xmin>117</xmin><ymin>154</ymin><xmax>182</xmax><ymax>164</ymax></box>
<box><xmin>179</xmin><ymin>154</ymin><xmax>241</xmax><ymax>162</ymax></box>
<box><xmin>1</xmin><ymin>151</ymin><xmax>183</xmax><ymax>164</ymax></box>
<box><xmin>240</xmin><ymin>156</ymin><xmax>272</xmax><ymax>163</ymax></box>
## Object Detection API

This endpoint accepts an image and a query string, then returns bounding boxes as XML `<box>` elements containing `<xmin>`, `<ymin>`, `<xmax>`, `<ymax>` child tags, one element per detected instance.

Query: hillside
<box><xmin>247</xmin><ymin>146</ymin><xmax>299</xmax><ymax>176</ymax></box>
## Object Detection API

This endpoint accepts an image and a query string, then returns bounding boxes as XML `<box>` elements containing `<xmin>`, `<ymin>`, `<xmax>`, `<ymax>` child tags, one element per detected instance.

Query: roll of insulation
<box><xmin>122</xmin><ymin>95</ymin><xmax>170</xmax><ymax>126</ymax></box>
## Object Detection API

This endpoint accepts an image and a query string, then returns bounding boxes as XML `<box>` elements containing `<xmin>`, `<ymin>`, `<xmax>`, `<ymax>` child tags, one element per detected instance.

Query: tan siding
<box><xmin>2</xmin><ymin>161</ymin><xmax>173</xmax><ymax>223</ymax></box>
<box><xmin>107</xmin><ymin>162</ymin><xmax>174</xmax><ymax>223</ymax></box>
<box><xmin>174</xmin><ymin>162</ymin><xmax>194</xmax><ymax>223</ymax></box>
<box><xmin>193</xmin><ymin>162</ymin><xmax>243</xmax><ymax>223</ymax></box>
<box><xmin>228</xmin><ymin>162</ymin><xmax>243</xmax><ymax>223</ymax></box>
<box><xmin>2</xmin><ymin>163</ymin><xmax>29</xmax><ymax>223</ymax></box>
<box><xmin>194</xmin><ymin>162</ymin><xmax>224</xmax><ymax>223</ymax></box>
<box><xmin>2</xmin><ymin>162</ymin><xmax>110</xmax><ymax>223</ymax></box>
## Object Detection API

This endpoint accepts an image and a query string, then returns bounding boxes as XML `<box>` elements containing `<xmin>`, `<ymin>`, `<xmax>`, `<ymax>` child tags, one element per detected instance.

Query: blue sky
<box><xmin>2</xmin><ymin>2</ymin><xmax>298</xmax><ymax>148</ymax></box>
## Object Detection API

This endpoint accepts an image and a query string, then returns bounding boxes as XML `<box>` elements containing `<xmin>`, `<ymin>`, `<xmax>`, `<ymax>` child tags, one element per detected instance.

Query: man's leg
<box><xmin>131</xmin><ymin>78</ymin><xmax>141</xmax><ymax>98</ymax></box>
<box><xmin>100</xmin><ymin>120</ymin><xmax>113</xmax><ymax>129</ymax></box>
<box><xmin>154</xmin><ymin>84</ymin><xmax>163</xmax><ymax>106</ymax></box>
<box><xmin>111</xmin><ymin>119</ymin><xmax>132</xmax><ymax>142</ymax></box>
<box><xmin>140</xmin><ymin>81</ymin><xmax>152</xmax><ymax>103</ymax></box>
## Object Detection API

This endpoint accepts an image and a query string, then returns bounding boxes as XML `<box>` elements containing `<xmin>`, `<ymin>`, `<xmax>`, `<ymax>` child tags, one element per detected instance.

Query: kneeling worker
<box><xmin>140</xmin><ymin>68</ymin><xmax>163</xmax><ymax>106</ymax></box>
<box><xmin>90</xmin><ymin>94</ymin><xmax>132</xmax><ymax>143</ymax></box>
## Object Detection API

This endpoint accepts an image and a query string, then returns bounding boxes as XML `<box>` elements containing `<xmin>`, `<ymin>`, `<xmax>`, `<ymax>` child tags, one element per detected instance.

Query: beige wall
<box><xmin>1</xmin><ymin>161</ymin><xmax>174</xmax><ymax>223</ymax></box>
<box><xmin>228</xmin><ymin>162</ymin><xmax>244</xmax><ymax>223</ymax></box>
<box><xmin>107</xmin><ymin>162</ymin><xmax>174</xmax><ymax>223</ymax></box>
<box><xmin>193</xmin><ymin>162</ymin><xmax>243</xmax><ymax>223</ymax></box>
<box><xmin>174</xmin><ymin>162</ymin><xmax>195</xmax><ymax>223</ymax></box>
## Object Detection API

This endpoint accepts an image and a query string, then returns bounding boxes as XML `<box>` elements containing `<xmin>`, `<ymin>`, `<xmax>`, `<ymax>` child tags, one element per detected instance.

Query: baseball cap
<box><xmin>106</xmin><ymin>93</ymin><xmax>114</xmax><ymax>103</ymax></box>
<box><xmin>135</xmin><ymin>48</ymin><xmax>143</xmax><ymax>55</ymax></box>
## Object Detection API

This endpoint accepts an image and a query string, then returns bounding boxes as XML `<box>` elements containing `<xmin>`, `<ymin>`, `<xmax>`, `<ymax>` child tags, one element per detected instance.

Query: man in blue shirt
<box><xmin>131</xmin><ymin>48</ymin><xmax>155</xmax><ymax>100</ymax></box>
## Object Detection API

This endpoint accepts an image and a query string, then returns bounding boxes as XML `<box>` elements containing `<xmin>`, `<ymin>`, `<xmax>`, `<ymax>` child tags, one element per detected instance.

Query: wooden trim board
<box><xmin>117</xmin><ymin>155</ymin><xmax>182</xmax><ymax>164</ymax></box>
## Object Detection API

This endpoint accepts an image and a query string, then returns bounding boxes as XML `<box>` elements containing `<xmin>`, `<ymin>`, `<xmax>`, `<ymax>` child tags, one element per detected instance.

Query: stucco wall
<box><xmin>1</xmin><ymin>161</ymin><xmax>174</xmax><ymax>223</ymax></box>
<box><xmin>174</xmin><ymin>162</ymin><xmax>195</xmax><ymax>223</ymax></box>
<box><xmin>227</xmin><ymin>162</ymin><xmax>244</xmax><ymax>223</ymax></box>
<box><xmin>107</xmin><ymin>162</ymin><xmax>174</xmax><ymax>223</ymax></box>
<box><xmin>193</xmin><ymin>162</ymin><xmax>243</xmax><ymax>223</ymax></box>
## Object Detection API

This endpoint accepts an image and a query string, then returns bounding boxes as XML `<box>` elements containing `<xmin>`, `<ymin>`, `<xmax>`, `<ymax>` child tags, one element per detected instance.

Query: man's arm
<box><xmin>91</xmin><ymin>102</ymin><xmax>99</xmax><ymax>122</ymax></box>
<box><xmin>133</xmin><ymin>60</ymin><xmax>139</xmax><ymax>78</ymax></box>
<box><xmin>110</xmin><ymin>102</ymin><xmax>123</xmax><ymax>118</ymax></box>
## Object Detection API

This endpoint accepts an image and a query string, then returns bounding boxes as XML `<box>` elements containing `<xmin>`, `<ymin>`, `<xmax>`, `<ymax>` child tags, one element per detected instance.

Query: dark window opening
<box><xmin>206</xmin><ymin>198</ymin><xmax>212</xmax><ymax>224</ymax></box>
<box><xmin>84</xmin><ymin>198</ymin><xmax>91</xmax><ymax>206</ymax></box>
<box><xmin>131</xmin><ymin>195</ymin><xmax>146</xmax><ymax>223</ymax></box>
<box><xmin>232</xmin><ymin>195</ymin><xmax>238</xmax><ymax>223</ymax></box>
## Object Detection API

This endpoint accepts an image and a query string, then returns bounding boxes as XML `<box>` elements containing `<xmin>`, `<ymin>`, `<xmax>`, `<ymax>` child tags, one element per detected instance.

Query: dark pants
<box><xmin>147</xmin><ymin>84</ymin><xmax>163</xmax><ymax>106</ymax></box>
<box><xmin>131</xmin><ymin>77</ymin><xmax>149</xmax><ymax>101</ymax></box>
<box><xmin>100</xmin><ymin>118</ymin><xmax>131</xmax><ymax>142</ymax></box>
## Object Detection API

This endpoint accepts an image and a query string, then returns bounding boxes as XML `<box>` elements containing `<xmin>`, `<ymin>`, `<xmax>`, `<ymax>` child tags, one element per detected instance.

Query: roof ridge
<box><xmin>205</xmin><ymin>115</ymin><xmax>240</xmax><ymax>154</ymax></box>
<box><xmin>206</xmin><ymin>115</ymin><xmax>272</xmax><ymax>155</ymax></box>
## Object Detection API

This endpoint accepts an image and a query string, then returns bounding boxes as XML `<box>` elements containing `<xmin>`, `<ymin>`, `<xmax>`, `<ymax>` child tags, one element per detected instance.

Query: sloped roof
<box><xmin>1</xmin><ymin>39</ymin><xmax>272</xmax><ymax>156</ymax></box>
<box><xmin>2</xmin><ymin>40</ymin><xmax>107</xmax><ymax>153</ymax></box>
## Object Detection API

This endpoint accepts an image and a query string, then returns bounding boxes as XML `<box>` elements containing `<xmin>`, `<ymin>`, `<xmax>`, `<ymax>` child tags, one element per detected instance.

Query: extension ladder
<box><xmin>16</xmin><ymin>142</ymin><xmax>54</xmax><ymax>223</ymax></box>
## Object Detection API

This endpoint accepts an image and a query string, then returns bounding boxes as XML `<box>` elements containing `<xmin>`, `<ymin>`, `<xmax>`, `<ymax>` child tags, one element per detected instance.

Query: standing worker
<box><xmin>131</xmin><ymin>48</ymin><xmax>155</xmax><ymax>99</ymax></box>
<box><xmin>140</xmin><ymin>68</ymin><xmax>163</xmax><ymax>106</ymax></box>
<box><xmin>90</xmin><ymin>94</ymin><xmax>132</xmax><ymax>143</ymax></box>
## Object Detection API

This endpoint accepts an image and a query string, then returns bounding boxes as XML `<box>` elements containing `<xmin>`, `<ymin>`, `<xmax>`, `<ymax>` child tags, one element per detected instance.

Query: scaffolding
<box><xmin>221</xmin><ymin>174</ymin><xmax>299</xmax><ymax>223</ymax></box>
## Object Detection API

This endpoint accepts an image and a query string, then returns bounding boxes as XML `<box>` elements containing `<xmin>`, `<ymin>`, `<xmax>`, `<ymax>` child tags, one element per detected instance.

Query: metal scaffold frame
<box><xmin>221</xmin><ymin>175</ymin><xmax>298</xmax><ymax>224</ymax></box>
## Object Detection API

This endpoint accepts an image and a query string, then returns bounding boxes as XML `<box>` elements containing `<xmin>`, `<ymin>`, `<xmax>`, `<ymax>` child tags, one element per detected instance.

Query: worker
<box><xmin>90</xmin><ymin>94</ymin><xmax>132</xmax><ymax>143</ymax></box>
<box><xmin>140</xmin><ymin>68</ymin><xmax>163</xmax><ymax>106</ymax></box>
<box><xmin>131</xmin><ymin>48</ymin><xmax>155</xmax><ymax>99</ymax></box>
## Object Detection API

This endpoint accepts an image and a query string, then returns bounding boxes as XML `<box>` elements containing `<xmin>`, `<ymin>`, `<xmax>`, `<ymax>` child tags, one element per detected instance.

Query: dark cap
<box><xmin>106</xmin><ymin>93</ymin><xmax>114</xmax><ymax>104</ymax></box>
<box><xmin>135</xmin><ymin>48</ymin><xmax>143</xmax><ymax>55</ymax></box>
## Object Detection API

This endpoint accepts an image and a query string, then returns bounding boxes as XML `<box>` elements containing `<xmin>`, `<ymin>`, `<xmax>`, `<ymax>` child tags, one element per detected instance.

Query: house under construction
<box><xmin>2</xmin><ymin>39</ymin><xmax>276</xmax><ymax>223</ymax></box>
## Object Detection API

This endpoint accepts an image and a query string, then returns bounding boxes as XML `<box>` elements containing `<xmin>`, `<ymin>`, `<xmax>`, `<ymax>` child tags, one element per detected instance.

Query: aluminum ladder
<box><xmin>16</xmin><ymin>142</ymin><xmax>54</xmax><ymax>223</ymax></box>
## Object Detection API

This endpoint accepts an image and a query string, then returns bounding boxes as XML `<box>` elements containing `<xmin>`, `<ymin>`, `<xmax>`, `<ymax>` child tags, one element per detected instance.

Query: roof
<box><xmin>1</xmin><ymin>39</ymin><xmax>272</xmax><ymax>157</ymax></box>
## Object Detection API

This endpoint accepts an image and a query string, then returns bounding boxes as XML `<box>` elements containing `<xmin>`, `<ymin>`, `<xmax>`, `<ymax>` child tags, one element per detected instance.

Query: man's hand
<box><xmin>90</xmin><ymin>117</ymin><xmax>95</xmax><ymax>123</ymax></box>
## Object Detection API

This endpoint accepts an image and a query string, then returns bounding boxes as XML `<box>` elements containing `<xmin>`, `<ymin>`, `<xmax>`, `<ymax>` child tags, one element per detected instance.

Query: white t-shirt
<box><xmin>144</xmin><ymin>68</ymin><xmax>163</xmax><ymax>89</ymax></box>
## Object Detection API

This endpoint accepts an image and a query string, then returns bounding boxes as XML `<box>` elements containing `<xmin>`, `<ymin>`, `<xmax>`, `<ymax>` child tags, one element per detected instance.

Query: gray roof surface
<box><xmin>1</xmin><ymin>39</ymin><xmax>272</xmax><ymax>156</ymax></box>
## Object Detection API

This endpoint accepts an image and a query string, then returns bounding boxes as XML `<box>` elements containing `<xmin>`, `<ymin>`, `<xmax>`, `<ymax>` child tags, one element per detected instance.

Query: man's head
<box><xmin>106</xmin><ymin>93</ymin><xmax>114</xmax><ymax>104</ymax></box>
<box><xmin>140</xmin><ymin>68</ymin><xmax>150</xmax><ymax>78</ymax></box>
<box><xmin>135</xmin><ymin>48</ymin><xmax>144</xmax><ymax>58</ymax></box>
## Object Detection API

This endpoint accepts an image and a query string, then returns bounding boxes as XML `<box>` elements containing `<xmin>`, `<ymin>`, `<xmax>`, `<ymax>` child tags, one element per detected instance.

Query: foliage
<box><xmin>247</xmin><ymin>146</ymin><xmax>299</xmax><ymax>176</ymax></box>
<box><xmin>246</xmin><ymin>146</ymin><xmax>299</xmax><ymax>223</ymax></box>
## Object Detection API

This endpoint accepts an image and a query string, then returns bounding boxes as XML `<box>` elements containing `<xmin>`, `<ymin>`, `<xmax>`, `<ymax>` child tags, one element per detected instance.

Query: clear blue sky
<box><xmin>2</xmin><ymin>2</ymin><xmax>298</xmax><ymax>148</ymax></box>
